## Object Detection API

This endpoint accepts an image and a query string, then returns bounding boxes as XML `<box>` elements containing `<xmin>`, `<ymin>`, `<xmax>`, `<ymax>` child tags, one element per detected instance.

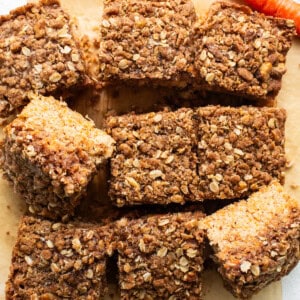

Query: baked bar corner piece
<box><xmin>98</xmin><ymin>0</ymin><xmax>197</xmax><ymax>88</ymax></box>
<box><xmin>106</xmin><ymin>108</ymin><xmax>200</xmax><ymax>207</ymax></box>
<box><xmin>193</xmin><ymin>1</ymin><xmax>295</xmax><ymax>101</ymax></box>
<box><xmin>195</xmin><ymin>106</ymin><xmax>286</xmax><ymax>200</ymax></box>
<box><xmin>6</xmin><ymin>216</ymin><xmax>113</xmax><ymax>299</ymax></box>
<box><xmin>0</xmin><ymin>0</ymin><xmax>87</xmax><ymax>117</ymax></box>
<box><xmin>203</xmin><ymin>181</ymin><xmax>300</xmax><ymax>299</ymax></box>
<box><xmin>0</xmin><ymin>93</ymin><xmax>115</xmax><ymax>220</ymax></box>
<box><xmin>116</xmin><ymin>211</ymin><xmax>206</xmax><ymax>299</ymax></box>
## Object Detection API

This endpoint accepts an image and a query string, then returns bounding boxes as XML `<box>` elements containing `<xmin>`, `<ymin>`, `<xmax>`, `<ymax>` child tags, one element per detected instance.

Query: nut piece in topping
<box><xmin>116</xmin><ymin>211</ymin><xmax>206</xmax><ymax>299</ymax></box>
<box><xmin>0</xmin><ymin>0</ymin><xmax>86</xmax><ymax>117</ymax></box>
<box><xmin>6</xmin><ymin>216</ymin><xmax>114</xmax><ymax>299</ymax></box>
<box><xmin>195</xmin><ymin>106</ymin><xmax>286</xmax><ymax>200</ymax></box>
<box><xmin>0</xmin><ymin>94</ymin><xmax>115</xmax><ymax>220</ymax></box>
<box><xmin>106</xmin><ymin>108</ymin><xmax>200</xmax><ymax>207</ymax></box>
<box><xmin>201</xmin><ymin>181</ymin><xmax>300</xmax><ymax>299</ymax></box>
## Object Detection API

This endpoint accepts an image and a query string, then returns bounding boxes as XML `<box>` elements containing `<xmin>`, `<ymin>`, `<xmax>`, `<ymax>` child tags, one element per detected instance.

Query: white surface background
<box><xmin>0</xmin><ymin>0</ymin><xmax>27</xmax><ymax>14</ymax></box>
<box><xmin>0</xmin><ymin>1</ymin><xmax>299</xmax><ymax>299</ymax></box>
<box><xmin>282</xmin><ymin>264</ymin><xmax>300</xmax><ymax>300</ymax></box>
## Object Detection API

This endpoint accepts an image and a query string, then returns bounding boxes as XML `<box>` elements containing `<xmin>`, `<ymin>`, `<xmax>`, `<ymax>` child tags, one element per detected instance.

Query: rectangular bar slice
<box><xmin>6</xmin><ymin>216</ymin><xmax>114</xmax><ymax>299</ymax></box>
<box><xmin>106</xmin><ymin>108</ymin><xmax>200</xmax><ymax>207</ymax></box>
<box><xmin>0</xmin><ymin>0</ymin><xmax>86</xmax><ymax>117</ymax></box>
<box><xmin>202</xmin><ymin>181</ymin><xmax>300</xmax><ymax>299</ymax></box>
<box><xmin>0</xmin><ymin>93</ymin><xmax>115</xmax><ymax>220</ymax></box>
<box><xmin>193</xmin><ymin>2</ymin><xmax>295</xmax><ymax>101</ymax></box>
<box><xmin>108</xmin><ymin>106</ymin><xmax>286</xmax><ymax>206</ymax></box>
<box><xmin>98</xmin><ymin>0</ymin><xmax>197</xmax><ymax>88</ymax></box>
<box><xmin>98</xmin><ymin>0</ymin><xmax>294</xmax><ymax>103</ymax></box>
<box><xmin>116</xmin><ymin>211</ymin><xmax>206</xmax><ymax>299</ymax></box>
<box><xmin>195</xmin><ymin>106</ymin><xmax>286</xmax><ymax>200</ymax></box>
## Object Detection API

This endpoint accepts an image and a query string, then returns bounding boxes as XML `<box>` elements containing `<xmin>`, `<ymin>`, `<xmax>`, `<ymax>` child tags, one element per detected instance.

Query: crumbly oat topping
<box><xmin>202</xmin><ymin>181</ymin><xmax>300</xmax><ymax>299</ymax></box>
<box><xmin>0</xmin><ymin>94</ymin><xmax>115</xmax><ymax>219</ymax></box>
<box><xmin>116</xmin><ymin>211</ymin><xmax>206</xmax><ymax>299</ymax></box>
<box><xmin>106</xmin><ymin>108</ymin><xmax>200</xmax><ymax>207</ymax></box>
<box><xmin>193</xmin><ymin>2</ymin><xmax>295</xmax><ymax>100</ymax></box>
<box><xmin>107</xmin><ymin>106</ymin><xmax>286</xmax><ymax>206</ymax></box>
<box><xmin>6</xmin><ymin>216</ymin><xmax>114</xmax><ymax>299</ymax></box>
<box><xmin>0</xmin><ymin>0</ymin><xmax>86</xmax><ymax>117</ymax></box>
<box><xmin>195</xmin><ymin>106</ymin><xmax>286</xmax><ymax>199</ymax></box>
<box><xmin>98</xmin><ymin>0</ymin><xmax>197</xmax><ymax>86</ymax></box>
<box><xmin>98</xmin><ymin>0</ymin><xmax>295</xmax><ymax>101</ymax></box>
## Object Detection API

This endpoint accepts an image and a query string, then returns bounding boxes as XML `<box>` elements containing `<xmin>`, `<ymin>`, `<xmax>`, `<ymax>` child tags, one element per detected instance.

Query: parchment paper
<box><xmin>1</xmin><ymin>0</ymin><xmax>300</xmax><ymax>299</ymax></box>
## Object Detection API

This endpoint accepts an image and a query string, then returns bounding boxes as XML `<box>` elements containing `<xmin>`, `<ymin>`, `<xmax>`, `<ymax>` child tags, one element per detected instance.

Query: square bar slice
<box><xmin>116</xmin><ymin>211</ymin><xmax>206</xmax><ymax>299</ymax></box>
<box><xmin>193</xmin><ymin>2</ymin><xmax>295</xmax><ymax>101</ymax></box>
<box><xmin>195</xmin><ymin>106</ymin><xmax>286</xmax><ymax>200</ymax></box>
<box><xmin>6</xmin><ymin>216</ymin><xmax>114</xmax><ymax>299</ymax></box>
<box><xmin>98</xmin><ymin>0</ymin><xmax>197</xmax><ymax>88</ymax></box>
<box><xmin>202</xmin><ymin>181</ymin><xmax>300</xmax><ymax>299</ymax></box>
<box><xmin>106</xmin><ymin>108</ymin><xmax>200</xmax><ymax>207</ymax></box>
<box><xmin>0</xmin><ymin>0</ymin><xmax>86</xmax><ymax>117</ymax></box>
<box><xmin>0</xmin><ymin>93</ymin><xmax>115</xmax><ymax>220</ymax></box>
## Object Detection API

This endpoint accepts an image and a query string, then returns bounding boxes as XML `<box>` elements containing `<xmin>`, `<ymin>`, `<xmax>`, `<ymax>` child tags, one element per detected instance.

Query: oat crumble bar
<box><xmin>6</xmin><ymin>215</ymin><xmax>114</xmax><ymax>299</ymax></box>
<box><xmin>0</xmin><ymin>94</ymin><xmax>115</xmax><ymax>220</ymax></box>
<box><xmin>193</xmin><ymin>2</ymin><xmax>295</xmax><ymax>101</ymax></box>
<box><xmin>0</xmin><ymin>0</ymin><xmax>87</xmax><ymax>117</ymax></box>
<box><xmin>116</xmin><ymin>211</ymin><xmax>206</xmax><ymax>299</ymax></box>
<box><xmin>98</xmin><ymin>1</ymin><xmax>294</xmax><ymax>102</ymax></box>
<box><xmin>107</xmin><ymin>106</ymin><xmax>286</xmax><ymax>206</ymax></box>
<box><xmin>106</xmin><ymin>108</ymin><xmax>200</xmax><ymax>207</ymax></box>
<box><xmin>195</xmin><ymin>106</ymin><xmax>286</xmax><ymax>200</ymax></box>
<box><xmin>98</xmin><ymin>0</ymin><xmax>197</xmax><ymax>88</ymax></box>
<box><xmin>202</xmin><ymin>181</ymin><xmax>300</xmax><ymax>299</ymax></box>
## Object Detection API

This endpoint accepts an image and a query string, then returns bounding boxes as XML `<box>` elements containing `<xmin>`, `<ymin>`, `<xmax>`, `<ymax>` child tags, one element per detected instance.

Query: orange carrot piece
<box><xmin>244</xmin><ymin>0</ymin><xmax>300</xmax><ymax>35</ymax></box>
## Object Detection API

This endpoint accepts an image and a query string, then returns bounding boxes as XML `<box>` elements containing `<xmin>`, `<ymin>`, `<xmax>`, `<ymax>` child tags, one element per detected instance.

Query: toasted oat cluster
<box><xmin>6</xmin><ymin>216</ymin><xmax>114</xmax><ymax>299</ymax></box>
<box><xmin>193</xmin><ymin>2</ymin><xmax>295</xmax><ymax>100</ymax></box>
<box><xmin>116</xmin><ymin>211</ymin><xmax>206</xmax><ymax>299</ymax></box>
<box><xmin>0</xmin><ymin>94</ymin><xmax>115</xmax><ymax>219</ymax></box>
<box><xmin>107</xmin><ymin>106</ymin><xmax>286</xmax><ymax>206</ymax></box>
<box><xmin>0</xmin><ymin>0</ymin><xmax>86</xmax><ymax>117</ymax></box>
<box><xmin>98</xmin><ymin>0</ymin><xmax>197</xmax><ymax>87</ymax></box>
<box><xmin>106</xmin><ymin>108</ymin><xmax>200</xmax><ymax>207</ymax></box>
<box><xmin>202</xmin><ymin>181</ymin><xmax>300</xmax><ymax>299</ymax></box>
<box><xmin>195</xmin><ymin>106</ymin><xmax>286</xmax><ymax>200</ymax></box>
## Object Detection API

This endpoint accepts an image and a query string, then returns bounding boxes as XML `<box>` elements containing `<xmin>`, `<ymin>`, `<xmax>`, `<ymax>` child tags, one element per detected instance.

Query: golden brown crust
<box><xmin>0</xmin><ymin>94</ymin><xmax>115</xmax><ymax>220</ymax></box>
<box><xmin>202</xmin><ymin>181</ymin><xmax>300</xmax><ymax>299</ymax></box>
